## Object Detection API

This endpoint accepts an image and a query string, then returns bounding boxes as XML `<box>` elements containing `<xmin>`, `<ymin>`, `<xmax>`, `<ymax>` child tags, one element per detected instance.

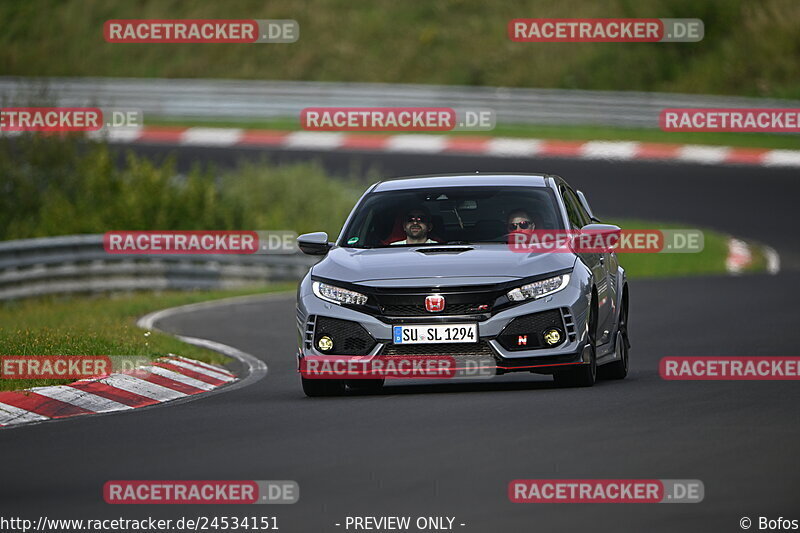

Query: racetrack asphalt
<box><xmin>1</xmin><ymin>146</ymin><xmax>798</xmax><ymax>532</ymax></box>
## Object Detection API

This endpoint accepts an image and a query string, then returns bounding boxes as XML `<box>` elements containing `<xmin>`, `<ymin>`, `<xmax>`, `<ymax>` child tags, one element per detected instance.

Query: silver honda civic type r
<box><xmin>295</xmin><ymin>173</ymin><xmax>630</xmax><ymax>396</ymax></box>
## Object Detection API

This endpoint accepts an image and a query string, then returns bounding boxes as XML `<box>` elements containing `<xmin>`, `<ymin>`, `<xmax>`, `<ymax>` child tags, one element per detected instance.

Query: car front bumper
<box><xmin>296</xmin><ymin>270</ymin><xmax>593</xmax><ymax>376</ymax></box>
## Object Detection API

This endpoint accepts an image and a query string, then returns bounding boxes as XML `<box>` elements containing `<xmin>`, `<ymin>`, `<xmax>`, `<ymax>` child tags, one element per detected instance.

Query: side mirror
<box><xmin>578</xmin><ymin>224</ymin><xmax>621</xmax><ymax>252</ymax></box>
<box><xmin>297</xmin><ymin>232</ymin><xmax>332</xmax><ymax>255</ymax></box>
<box><xmin>572</xmin><ymin>224</ymin><xmax>622</xmax><ymax>252</ymax></box>
<box><xmin>580</xmin><ymin>223</ymin><xmax>620</xmax><ymax>236</ymax></box>
<box><xmin>575</xmin><ymin>190</ymin><xmax>596</xmax><ymax>221</ymax></box>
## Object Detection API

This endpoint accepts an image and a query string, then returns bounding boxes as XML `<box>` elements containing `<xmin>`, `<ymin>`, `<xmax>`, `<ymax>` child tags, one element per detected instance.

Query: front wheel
<box><xmin>599</xmin><ymin>295</ymin><xmax>629</xmax><ymax>380</ymax></box>
<box><xmin>599</xmin><ymin>332</ymin><xmax>629</xmax><ymax>380</ymax></box>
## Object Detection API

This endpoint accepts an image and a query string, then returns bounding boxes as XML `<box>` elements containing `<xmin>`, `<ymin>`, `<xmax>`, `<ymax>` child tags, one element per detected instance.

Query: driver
<box><xmin>506</xmin><ymin>208</ymin><xmax>536</xmax><ymax>248</ymax></box>
<box><xmin>391</xmin><ymin>208</ymin><xmax>436</xmax><ymax>245</ymax></box>
<box><xmin>507</xmin><ymin>209</ymin><xmax>535</xmax><ymax>232</ymax></box>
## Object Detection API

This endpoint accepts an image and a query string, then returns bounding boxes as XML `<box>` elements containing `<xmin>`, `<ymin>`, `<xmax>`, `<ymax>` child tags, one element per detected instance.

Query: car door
<box><xmin>560</xmin><ymin>185</ymin><xmax>614</xmax><ymax>346</ymax></box>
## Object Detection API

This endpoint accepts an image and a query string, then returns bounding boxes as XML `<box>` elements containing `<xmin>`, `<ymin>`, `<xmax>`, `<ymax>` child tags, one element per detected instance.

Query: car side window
<box><xmin>559</xmin><ymin>186</ymin><xmax>585</xmax><ymax>229</ymax></box>
<box><xmin>567</xmin><ymin>187</ymin><xmax>591</xmax><ymax>227</ymax></box>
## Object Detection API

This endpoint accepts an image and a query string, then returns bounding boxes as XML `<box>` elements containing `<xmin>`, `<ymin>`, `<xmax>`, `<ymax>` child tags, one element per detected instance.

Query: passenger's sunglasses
<box><xmin>508</xmin><ymin>221</ymin><xmax>532</xmax><ymax>230</ymax></box>
<box><xmin>406</xmin><ymin>216</ymin><xmax>428</xmax><ymax>223</ymax></box>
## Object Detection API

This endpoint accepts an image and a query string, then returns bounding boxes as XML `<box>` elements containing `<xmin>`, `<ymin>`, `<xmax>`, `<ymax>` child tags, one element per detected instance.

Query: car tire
<box><xmin>301</xmin><ymin>376</ymin><xmax>346</xmax><ymax>397</ymax></box>
<box><xmin>554</xmin><ymin>294</ymin><xmax>597</xmax><ymax>388</ymax></box>
<box><xmin>599</xmin><ymin>291</ymin><xmax>629</xmax><ymax>380</ymax></box>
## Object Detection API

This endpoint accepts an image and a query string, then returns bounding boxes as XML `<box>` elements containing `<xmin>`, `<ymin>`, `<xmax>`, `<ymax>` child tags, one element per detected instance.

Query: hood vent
<box><xmin>416</xmin><ymin>247</ymin><xmax>473</xmax><ymax>255</ymax></box>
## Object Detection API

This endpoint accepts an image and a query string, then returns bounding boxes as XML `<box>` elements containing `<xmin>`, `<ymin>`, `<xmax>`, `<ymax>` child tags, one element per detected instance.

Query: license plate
<box><xmin>393</xmin><ymin>324</ymin><xmax>478</xmax><ymax>344</ymax></box>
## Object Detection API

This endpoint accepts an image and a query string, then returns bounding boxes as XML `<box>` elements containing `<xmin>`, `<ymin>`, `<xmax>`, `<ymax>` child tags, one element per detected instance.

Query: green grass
<box><xmin>149</xmin><ymin>117</ymin><xmax>800</xmax><ymax>150</ymax></box>
<box><xmin>611</xmin><ymin>218</ymin><xmax>765</xmax><ymax>278</ymax></box>
<box><xmin>0</xmin><ymin>285</ymin><xmax>295</xmax><ymax>391</ymax></box>
<box><xmin>2</xmin><ymin>0</ymin><xmax>800</xmax><ymax>99</ymax></box>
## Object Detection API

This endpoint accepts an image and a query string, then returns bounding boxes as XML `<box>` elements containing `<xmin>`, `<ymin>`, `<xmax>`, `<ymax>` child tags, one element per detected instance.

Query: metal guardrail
<box><xmin>2</xmin><ymin>76</ymin><xmax>799</xmax><ymax>129</ymax></box>
<box><xmin>0</xmin><ymin>235</ymin><xmax>317</xmax><ymax>301</ymax></box>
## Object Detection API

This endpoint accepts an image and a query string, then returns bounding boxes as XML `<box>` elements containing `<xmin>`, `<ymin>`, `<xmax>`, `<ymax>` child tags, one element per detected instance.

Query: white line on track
<box><xmin>137</xmin><ymin>292</ymin><xmax>285</xmax><ymax>396</ymax></box>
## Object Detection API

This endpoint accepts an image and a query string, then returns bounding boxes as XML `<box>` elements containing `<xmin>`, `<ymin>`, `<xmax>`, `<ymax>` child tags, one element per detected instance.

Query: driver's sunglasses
<box><xmin>406</xmin><ymin>216</ymin><xmax>428</xmax><ymax>223</ymax></box>
<box><xmin>508</xmin><ymin>221</ymin><xmax>532</xmax><ymax>230</ymax></box>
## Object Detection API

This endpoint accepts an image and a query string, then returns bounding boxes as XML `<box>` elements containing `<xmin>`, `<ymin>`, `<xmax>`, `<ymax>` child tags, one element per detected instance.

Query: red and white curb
<box><xmin>0</xmin><ymin>293</ymin><xmax>279</xmax><ymax>429</ymax></box>
<box><xmin>725</xmin><ymin>238</ymin><xmax>753</xmax><ymax>274</ymax></box>
<box><xmin>725</xmin><ymin>238</ymin><xmax>781</xmax><ymax>275</ymax></box>
<box><xmin>94</xmin><ymin>126</ymin><xmax>800</xmax><ymax>167</ymax></box>
<box><xmin>0</xmin><ymin>355</ymin><xmax>236</xmax><ymax>428</ymax></box>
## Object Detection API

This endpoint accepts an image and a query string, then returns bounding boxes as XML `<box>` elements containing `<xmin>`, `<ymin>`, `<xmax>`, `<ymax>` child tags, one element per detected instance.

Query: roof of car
<box><xmin>371</xmin><ymin>173</ymin><xmax>550</xmax><ymax>192</ymax></box>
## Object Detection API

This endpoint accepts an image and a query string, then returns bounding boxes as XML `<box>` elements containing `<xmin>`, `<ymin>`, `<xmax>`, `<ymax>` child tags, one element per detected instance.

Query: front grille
<box><xmin>371</xmin><ymin>285</ymin><xmax>501</xmax><ymax>317</ymax></box>
<box><xmin>381</xmin><ymin>341</ymin><xmax>496</xmax><ymax>358</ymax></box>
<box><xmin>496</xmin><ymin>309</ymin><xmax>566</xmax><ymax>351</ymax></box>
<box><xmin>313</xmin><ymin>316</ymin><xmax>376</xmax><ymax>355</ymax></box>
<box><xmin>380</xmin><ymin>303</ymin><xmax>488</xmax><ymax>316</ymax></box>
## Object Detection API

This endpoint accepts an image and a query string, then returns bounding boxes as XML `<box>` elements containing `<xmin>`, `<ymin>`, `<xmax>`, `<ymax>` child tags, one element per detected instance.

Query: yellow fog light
<box><xmin>317</xmin><ymin>336</ymin><xmax>334</xmax><ymax>352</ymax></box>
<box><xmin>543</xmin><ymin>329</ymin><xmax>562</xmax><ymax>346</ymax></box>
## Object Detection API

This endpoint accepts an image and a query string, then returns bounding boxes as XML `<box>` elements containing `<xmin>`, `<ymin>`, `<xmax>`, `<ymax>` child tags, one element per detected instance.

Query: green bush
<box><xmin>0</xmin><ymin>135</ymin><xmax>363</xmax><ymax>239</ymax></box>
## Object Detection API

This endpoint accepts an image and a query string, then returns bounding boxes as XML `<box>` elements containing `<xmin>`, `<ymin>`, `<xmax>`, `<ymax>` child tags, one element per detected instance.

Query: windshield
<box><xmin>340</xmin><ymin>186</ymin><xmax>563</xmax><ymax>248</ymax></box>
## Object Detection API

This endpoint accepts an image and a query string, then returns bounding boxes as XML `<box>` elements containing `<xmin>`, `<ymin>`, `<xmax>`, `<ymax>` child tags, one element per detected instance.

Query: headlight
<box><xmin>312</xmin><ymin>281</ymin><xmax>368</xmax><ymax>306</ymax></box>
<box><xmin>507</xmin><ymin>274</ymin><xmax>570</xmax><ymax>302</ymax></box>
